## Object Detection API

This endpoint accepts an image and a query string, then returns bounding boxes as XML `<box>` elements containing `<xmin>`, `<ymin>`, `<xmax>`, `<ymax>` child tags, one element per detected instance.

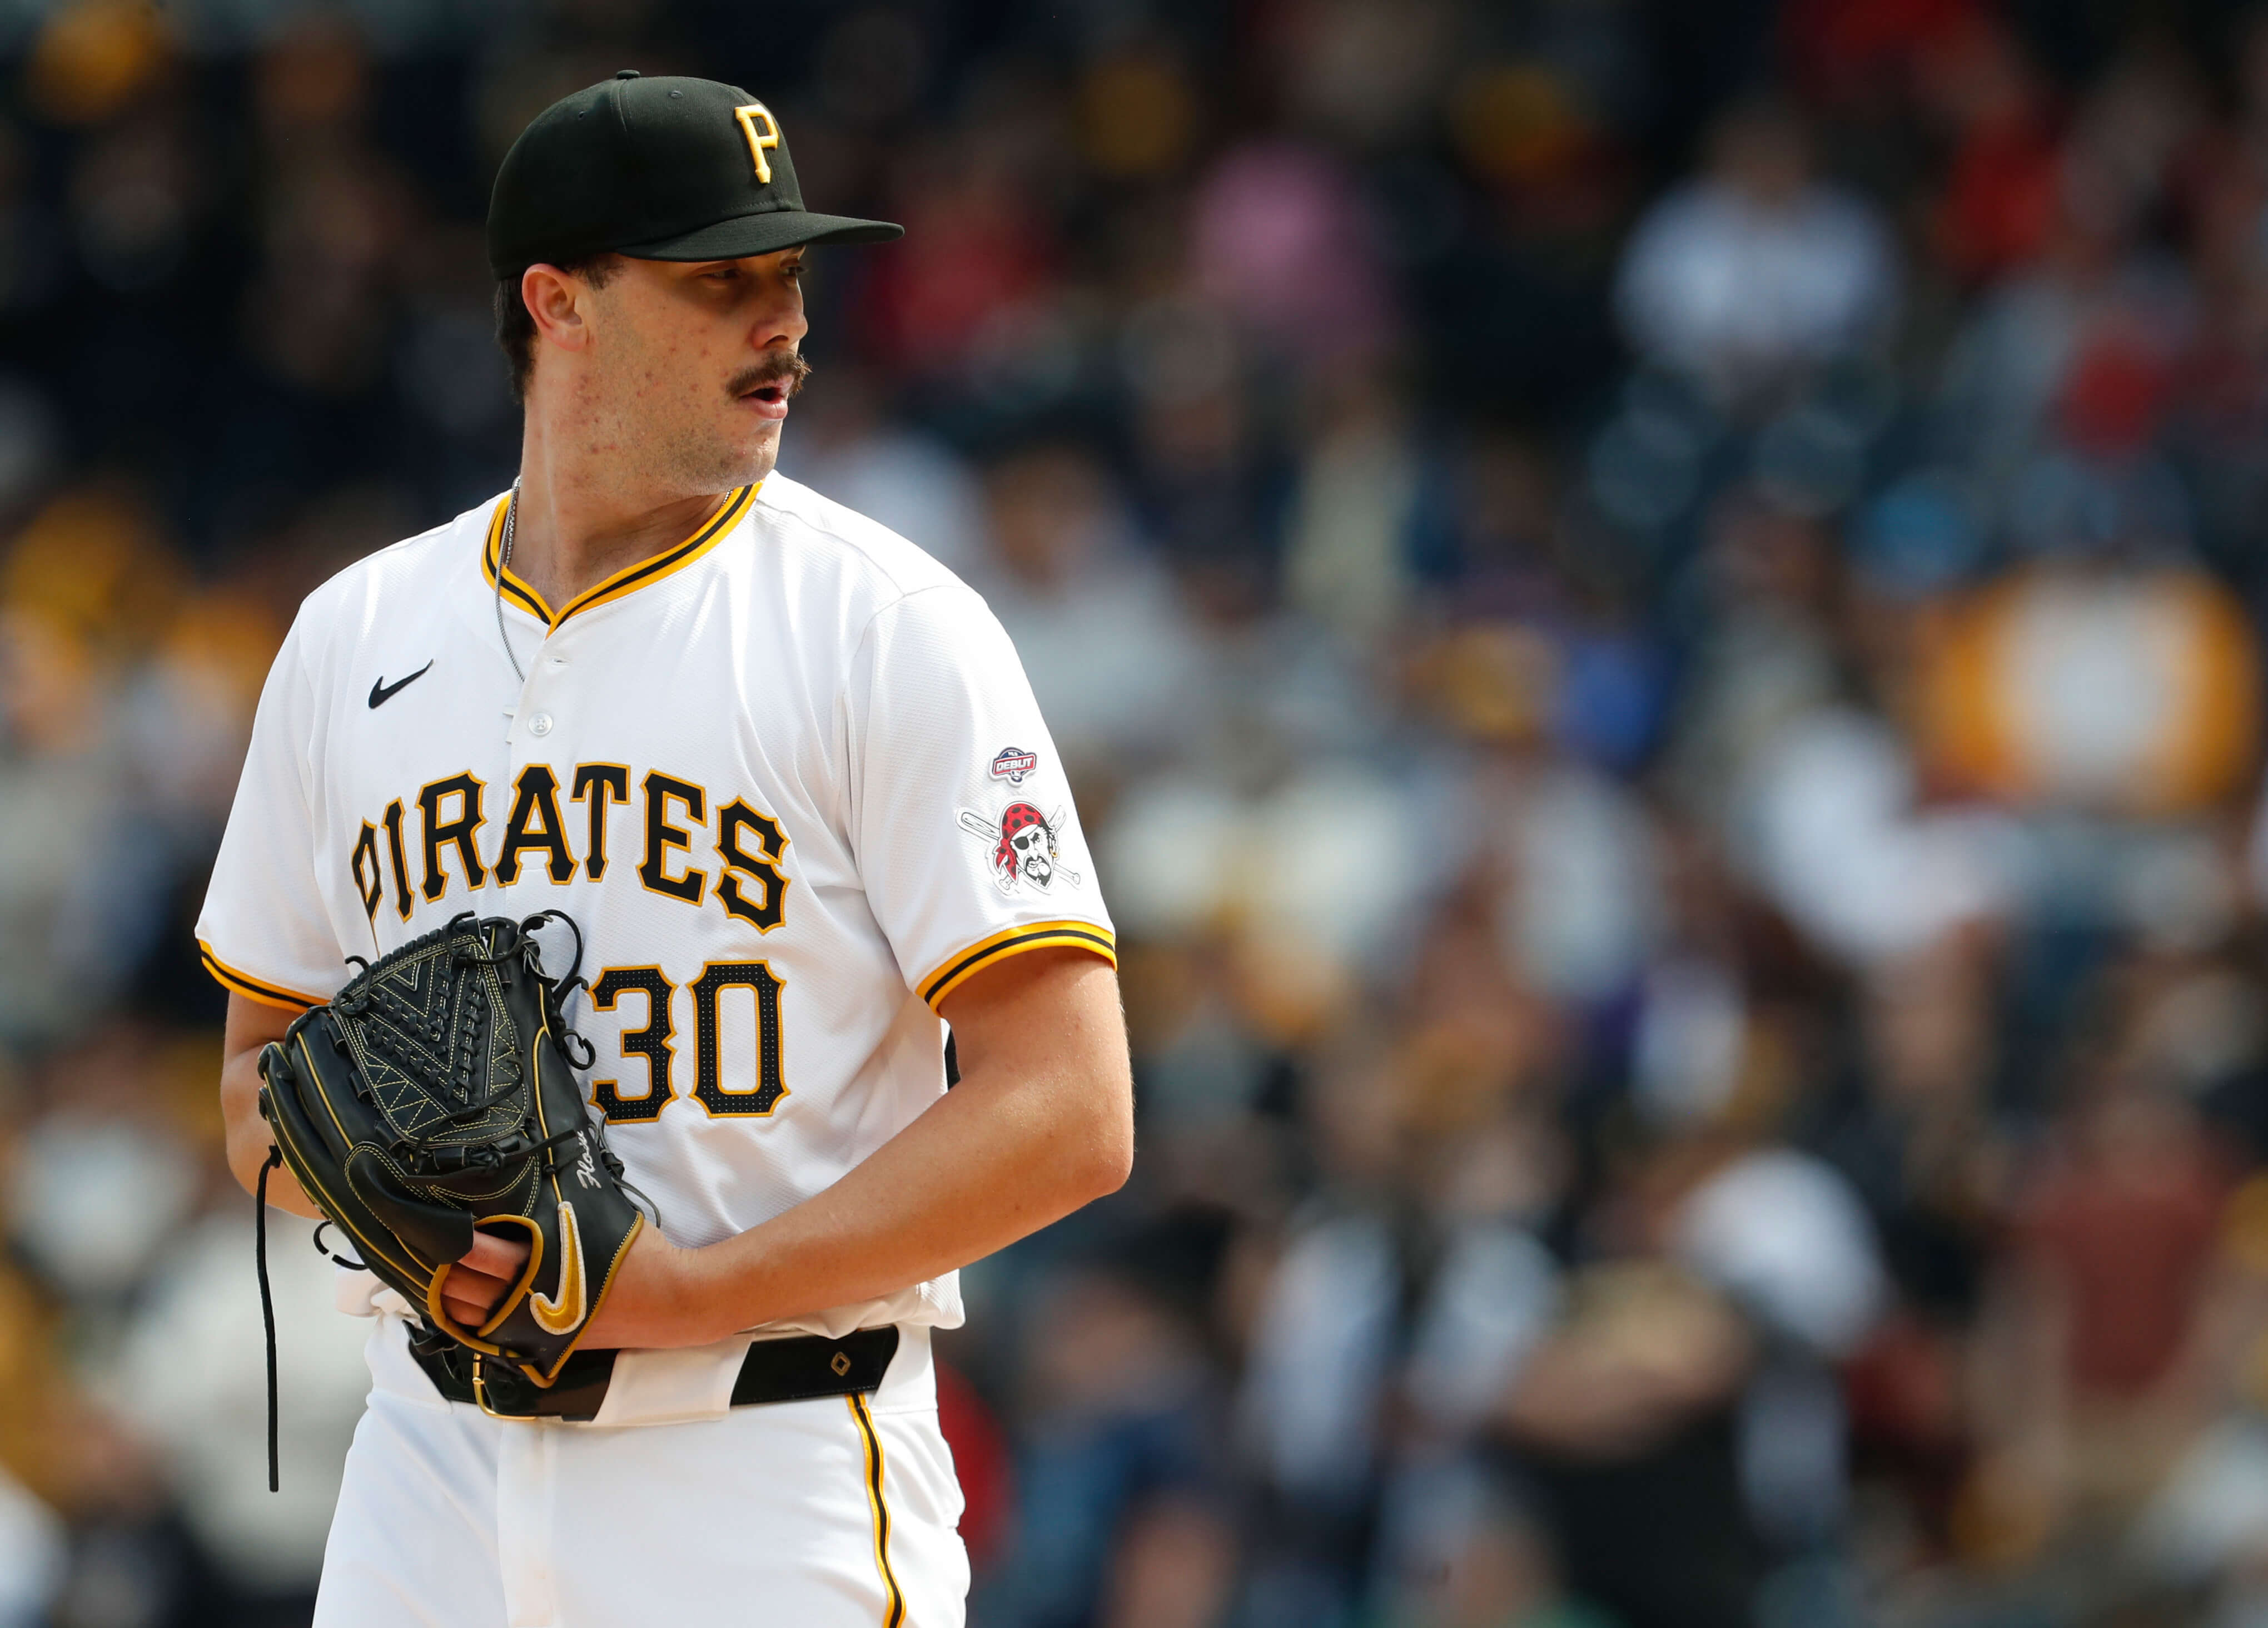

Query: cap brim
<box><xmin>619</xmin><ymin>210</ymin><xmax>903</xmax><ymax>261</ymax></box>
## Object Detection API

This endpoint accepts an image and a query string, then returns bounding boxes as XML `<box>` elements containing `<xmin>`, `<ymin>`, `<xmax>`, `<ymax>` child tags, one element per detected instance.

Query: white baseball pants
<box><xmin>311</xmin><ymin>1318</ymin><xmax>968</xmax><ymax>1627</ymax></box>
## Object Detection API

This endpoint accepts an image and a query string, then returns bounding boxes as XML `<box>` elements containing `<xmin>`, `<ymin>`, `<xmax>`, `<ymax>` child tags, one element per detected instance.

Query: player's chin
<box><xmin>709</xmin><ymin>419</ymin><xmax>782</xmax><ymax>485</ymax></box>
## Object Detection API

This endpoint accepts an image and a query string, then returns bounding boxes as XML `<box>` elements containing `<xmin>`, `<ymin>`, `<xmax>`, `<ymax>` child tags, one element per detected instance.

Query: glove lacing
<box><xmin>255</xmin><ymin>1146</ymin><xmax>282</xmax><ymax>1493</ymax></box>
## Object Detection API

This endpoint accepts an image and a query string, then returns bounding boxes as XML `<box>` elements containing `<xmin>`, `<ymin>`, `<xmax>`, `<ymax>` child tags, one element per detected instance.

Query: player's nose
<box><xmin>754</xmin><ymin>274</ymin><xmax>809</xmax><ymax>350</ymax></box>
<box><xmin>760</xmin><ymin>303</ymin><xmax>808</xmax><ymax>349</ymax></box>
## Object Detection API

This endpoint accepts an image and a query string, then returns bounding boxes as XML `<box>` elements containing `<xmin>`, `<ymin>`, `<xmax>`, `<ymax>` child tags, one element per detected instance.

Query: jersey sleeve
<box><xmin>193</xmin><ymin>616</ymin><xmax>337</xmax><ymax>1010</ymax></box>
<box><xmin>847</xmin><ymin>584</ymin><xmax>1116</xmax><ymax>1010</ymax></box>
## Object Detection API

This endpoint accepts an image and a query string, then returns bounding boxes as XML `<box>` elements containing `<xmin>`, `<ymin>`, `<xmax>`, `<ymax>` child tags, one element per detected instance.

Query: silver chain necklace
<box><xmin>493</xmin><ymin>477</ymin><xmax>525</xmax><ymax>682</ymax></box>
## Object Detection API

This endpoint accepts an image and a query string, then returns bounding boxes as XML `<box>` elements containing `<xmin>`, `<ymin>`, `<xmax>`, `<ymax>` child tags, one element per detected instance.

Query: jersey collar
<box><xmin>481</xmin><ymin>484</ymin><xmax>759</xmax><ymax>631</ymax></box>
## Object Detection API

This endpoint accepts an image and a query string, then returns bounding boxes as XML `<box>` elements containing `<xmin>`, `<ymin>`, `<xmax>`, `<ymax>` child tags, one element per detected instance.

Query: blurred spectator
<box><xmin>980</xmin><ymin>1262</ymin><xmax>1235</xmax><ymax>1628</ymax></box>
<box><xmin>968</xmin><ymin>441</ymin><xmax>1203</xmax><ymax>776</ymax></box>
<box><xmin>1972</xmin><ymin>980</ymin><xmax>2237</xmax><ymax>1550</ymax></box>
<box><xmin>1190</xmin><ymin>142</ymin><xmax>1397</xmax><ymax>372</ymax></box>
<box><xmin>1916</xmin><ymin>555</ymin><xmax>2260</xmax><ymax>818</ymax></box>
<box><xmin>1617</xmin><ymin>99</ymin><xmax>1900</xmax><ymax>409</ymax></box>
<box><xmin>1373</xmin><ymin>1463</ymin><xmax>1616</xmax><ymax>1628</ymax></box>
<box><xmin>107</xmin><ymin>1202</ymin><xmax>372</xmax><ymax>1620</ymax></box>
<box><xmin>1281</xmin><ymin>365</ymin><xmax>1434</xmax><ymax>652</ymax></box>
<box><xmin>782</xmin><ymin>366</ymin><xmax>985</xmax><ymax>578</ymax></box>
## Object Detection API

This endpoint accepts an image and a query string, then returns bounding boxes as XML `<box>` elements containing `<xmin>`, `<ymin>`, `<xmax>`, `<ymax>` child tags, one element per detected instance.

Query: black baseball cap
<box><xmin>487</xmin><ymin>71</ymin><xmax>902</xmax><ymax>281</ymax></box>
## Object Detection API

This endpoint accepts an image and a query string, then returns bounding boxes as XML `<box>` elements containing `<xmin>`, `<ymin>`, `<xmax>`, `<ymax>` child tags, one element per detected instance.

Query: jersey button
<box><xmin>529</xmin><ymin>712</ymin><xmax>554</xmax><ymax>737</ymax></box>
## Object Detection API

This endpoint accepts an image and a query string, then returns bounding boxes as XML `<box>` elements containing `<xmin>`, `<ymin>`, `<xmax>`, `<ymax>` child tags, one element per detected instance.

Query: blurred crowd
<box><xmin>7</xmin><ymin>0</ymin><xmax>2268</xmax><ymax>1625</ymax></box>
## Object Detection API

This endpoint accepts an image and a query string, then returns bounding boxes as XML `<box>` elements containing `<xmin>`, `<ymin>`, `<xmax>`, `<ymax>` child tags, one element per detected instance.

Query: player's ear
<box><xmin>521</xmin><ymin>263</ymin><xmax>594</xmax><ymax>355</ymax></box>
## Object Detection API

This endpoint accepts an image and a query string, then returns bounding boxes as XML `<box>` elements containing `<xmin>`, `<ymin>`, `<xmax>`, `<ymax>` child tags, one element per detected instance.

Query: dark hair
<box><xmin>494</xmin><ymin>256</ymin><xmax>616</xmax><ymax>403</ymax></box>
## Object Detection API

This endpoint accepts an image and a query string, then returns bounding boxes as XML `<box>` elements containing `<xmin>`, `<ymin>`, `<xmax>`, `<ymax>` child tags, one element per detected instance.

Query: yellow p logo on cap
<box><xmin>734</xmin><ymin>102</ymin><xmax>781</xmax><ymax>184</ymax></box>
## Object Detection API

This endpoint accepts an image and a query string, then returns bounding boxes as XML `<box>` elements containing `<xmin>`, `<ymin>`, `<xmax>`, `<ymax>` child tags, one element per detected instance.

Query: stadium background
<box><xmin>4</xmin><ymin>0</ymin><xmax>2268</xmax><ymax>1624</ymax></box>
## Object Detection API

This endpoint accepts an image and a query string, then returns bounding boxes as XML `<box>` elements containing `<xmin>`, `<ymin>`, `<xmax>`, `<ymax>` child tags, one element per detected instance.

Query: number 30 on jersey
<box><xmin>585</xmin><ymin>962</ymin><xmax>786</xmax><ymax>1122</ymax></box>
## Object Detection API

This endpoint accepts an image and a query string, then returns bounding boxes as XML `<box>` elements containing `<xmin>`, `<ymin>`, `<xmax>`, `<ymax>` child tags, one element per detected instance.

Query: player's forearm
<box><xmin>698</xmin><ymin>1042</ymin><xmax>1131</xmax><ymax>1329</ymax></box>
<box><xmin>593</xmin><ymin>955</ymin><xmax>1133</xmax><ymax>1347</ymax></box>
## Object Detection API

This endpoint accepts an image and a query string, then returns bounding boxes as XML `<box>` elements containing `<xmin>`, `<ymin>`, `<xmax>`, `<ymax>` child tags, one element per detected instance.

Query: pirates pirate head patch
<box><xmin>958</xmin><ymin>801</ymin><xmax>1080</xmax><ymax>894</ymax></box>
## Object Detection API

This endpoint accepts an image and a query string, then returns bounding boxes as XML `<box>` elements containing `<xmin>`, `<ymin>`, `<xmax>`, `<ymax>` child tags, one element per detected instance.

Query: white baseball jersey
<box><xmin>197</xmin><ymin>475</ymin><xmax>1116</xmax><ymax>1340</ymax></box>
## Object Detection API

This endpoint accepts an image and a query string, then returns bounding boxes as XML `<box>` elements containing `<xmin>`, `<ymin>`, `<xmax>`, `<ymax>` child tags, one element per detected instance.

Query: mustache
<box><xmin>729</xmin><ymin>353</ymin><xmax>813</xmax><ymax>399</ymax></box>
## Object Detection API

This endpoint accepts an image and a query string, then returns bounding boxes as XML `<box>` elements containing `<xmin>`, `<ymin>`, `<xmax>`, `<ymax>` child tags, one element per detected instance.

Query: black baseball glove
<box><xmin>255</xmin><ymin>912</ymin><xmax>646</xmax><ymax>1413</ymax></box>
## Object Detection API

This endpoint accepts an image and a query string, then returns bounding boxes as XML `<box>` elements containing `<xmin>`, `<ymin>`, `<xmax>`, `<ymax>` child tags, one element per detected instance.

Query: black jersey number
<box><xmin>588</xmin><ymin>966</ymin><xmax>675</xmax><ymax>1122</ymax></box>
<box><xmin>585</xmin><ymin>962</ymin><xmax>788</xmax><ymax>1122</ymax></box>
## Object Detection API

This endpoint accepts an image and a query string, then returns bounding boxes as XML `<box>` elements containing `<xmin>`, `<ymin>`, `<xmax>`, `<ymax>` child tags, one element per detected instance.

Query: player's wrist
<box><xmin>645</xmin><ymin>1231</ymin><xmax>718</xmax><ymax>1346</ymax></box>
<box><xmin>589</xmin><ymin>1227</ymin><xmax>727</xmax><ymax>1349</ymax></box>
<box><xmin>669</xmin><ymin>1230</ymin><xmax>790</xmax><ymax>1347</ymax></box>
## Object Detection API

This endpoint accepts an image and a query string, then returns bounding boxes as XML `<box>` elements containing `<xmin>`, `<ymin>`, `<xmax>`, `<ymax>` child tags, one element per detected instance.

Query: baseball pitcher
<box><xmin>201</xmin><ymin>72</ymin><xmax>1132</xmax><ymax>1625</ymax></box>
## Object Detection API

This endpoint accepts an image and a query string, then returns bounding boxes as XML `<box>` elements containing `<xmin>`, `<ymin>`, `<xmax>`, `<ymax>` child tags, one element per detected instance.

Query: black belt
<box><xmin>406</xmin><ymin>1324</ymin><xmax>902</xmax><ymax>1422</ymax></box>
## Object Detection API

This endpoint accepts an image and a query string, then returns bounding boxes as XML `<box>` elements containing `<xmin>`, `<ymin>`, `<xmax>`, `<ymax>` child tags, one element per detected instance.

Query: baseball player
<box><xmin>198</xmin><ymin>72</ymin><xmax>1132</xmax><ymax>1625</ymax></box>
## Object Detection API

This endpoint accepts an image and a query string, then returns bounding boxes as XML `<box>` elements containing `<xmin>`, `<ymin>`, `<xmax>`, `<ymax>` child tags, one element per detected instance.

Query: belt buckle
<box><xmin>471</xmin><ymin>1355</ymin><xmax>530</xmax><ymax>1421</ymax></box>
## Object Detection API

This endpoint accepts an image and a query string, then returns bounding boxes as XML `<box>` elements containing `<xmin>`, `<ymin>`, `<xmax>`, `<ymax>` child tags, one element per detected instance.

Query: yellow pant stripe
<box><xmin>848</xmin><ymin>1392</ymin><xmax>907</xmax><ymax>1627</ymax></box>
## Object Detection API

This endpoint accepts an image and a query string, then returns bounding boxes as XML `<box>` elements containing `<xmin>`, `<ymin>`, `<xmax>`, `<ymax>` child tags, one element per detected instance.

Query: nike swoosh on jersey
<box><xmin>367</xmin><ymin>662</ymin><xmax>434</xmax><ymax>709</ymax></box>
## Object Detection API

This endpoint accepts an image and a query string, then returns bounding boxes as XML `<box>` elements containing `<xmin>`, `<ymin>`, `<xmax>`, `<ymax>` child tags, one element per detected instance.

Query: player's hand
<box><xmin>437</xmin><ymin>1224</ymin><xmax>705</xmax><ymax>1346</ymax></box>
<box><xmin>437</xmin><ymin>1229</ymin><xmax>534</xmax><ymax>1329</ymax></box>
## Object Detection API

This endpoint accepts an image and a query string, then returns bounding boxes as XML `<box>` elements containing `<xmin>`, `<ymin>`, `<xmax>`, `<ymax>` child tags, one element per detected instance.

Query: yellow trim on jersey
<box><xmin>847</xmin><ymin>1392</ymin><xmax>907</xmax><ymax>1628</ymax></box>
<box><xmin>198</xmin><ymin>941</ymin><xmax>323</xmax><ymax>1011</ymax></box>
<box><xmin>481</xmin><ymin>485</ymin><xmax>759</xmax><ymax>631</ymax></box>
<box><xmin>481</xmin><ymin>497</ymin><xmax>550</xmax><ymax>623</ymax></box>
<box><xmin>916</xmin><ymin>919</ymin><xmax>1117</xmax><ymax>1011</ymax></box>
